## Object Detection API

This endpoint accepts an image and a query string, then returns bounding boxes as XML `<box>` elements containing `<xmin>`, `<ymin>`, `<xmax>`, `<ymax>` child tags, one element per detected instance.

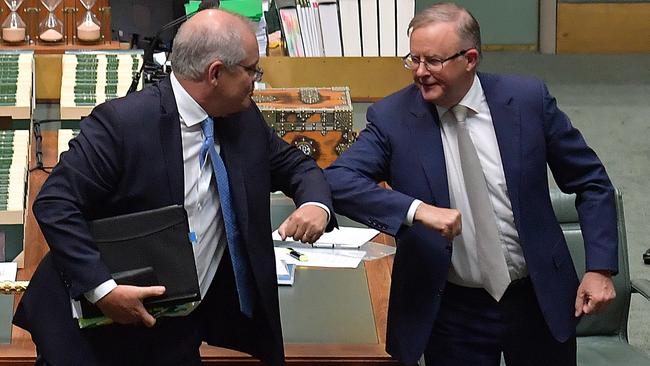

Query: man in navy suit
<box><xmin>325</xmin><ymin>3</ymin><xmax>617</xmax><ymax>366</ymax></box>
<box><xmin>15</xmin><ymin>10</ymin><xmax>333</xmax><ymax>366</ymax></box>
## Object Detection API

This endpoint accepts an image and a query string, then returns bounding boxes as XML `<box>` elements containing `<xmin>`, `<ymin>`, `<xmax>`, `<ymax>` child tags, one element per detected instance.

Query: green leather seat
<box><xmin>500</xmin><ymin>189</ymin><xmax>650</xmax><ymax>365</ymax></box>
<box><xmin>555</xmin><ymin>189</ymin><xmax>650</xmax><ymax>365</ymax></box>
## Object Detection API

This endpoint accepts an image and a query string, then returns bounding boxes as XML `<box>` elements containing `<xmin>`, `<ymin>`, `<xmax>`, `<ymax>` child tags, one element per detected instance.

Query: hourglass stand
<box><xmin>39</xmin><ymin>0</ymin><xmax>63</xmax><ymax>43</ymax></box>
<box><xmin>2</xmin><ymin>0</ymin><xmax>27</xmax><ymax>44</ymax></box>
<box><xmin>75</xmin><ymin>0</ymin><xmax>100</xmax><ymax>43</ymax></box>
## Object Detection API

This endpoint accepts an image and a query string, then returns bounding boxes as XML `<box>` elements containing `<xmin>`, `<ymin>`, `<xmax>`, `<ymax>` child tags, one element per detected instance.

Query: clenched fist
<box><xmin>414</xmin><ymin>203</ymin><xmax>462</xmax><ymax>240</ymax></box>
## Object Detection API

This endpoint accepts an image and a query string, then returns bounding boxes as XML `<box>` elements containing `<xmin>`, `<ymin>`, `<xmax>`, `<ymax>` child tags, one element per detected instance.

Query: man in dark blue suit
<box><xmin>14</xmin><ymin>9</ymin><xmax>333</xmax><ymax>366</ymax></box>
<box><xmin>325</xmin><ymin>3</ymin><xmax>617</xmax><ymax>366</ymax></box>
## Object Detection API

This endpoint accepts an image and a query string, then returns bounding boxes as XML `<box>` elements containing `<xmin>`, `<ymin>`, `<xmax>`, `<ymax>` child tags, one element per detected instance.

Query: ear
<box><xmin>465</xmin><ymin>49</ymin><xmax>480</xmax><ymax>71</ymax></box>
<box><xmin>207</xmin><ymin>59</ymin><xmax>224</xmax><ymax>86</ymax></box>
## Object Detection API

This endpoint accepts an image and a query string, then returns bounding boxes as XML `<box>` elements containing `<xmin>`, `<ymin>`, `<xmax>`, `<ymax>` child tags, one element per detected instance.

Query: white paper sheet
<box><xmin>272</xmin><ymin>226</ymin><xmax>379</xmax><ymax>248</ymax></box>
<box><xmin>0</xmin><ymin>262</ymin><xmax>17</xmax><ymax>281</ymax></box>
<box><xmin>274</xmin><ymin>246</ymin><xmax>365</xmax><ymax>269</ymax></box>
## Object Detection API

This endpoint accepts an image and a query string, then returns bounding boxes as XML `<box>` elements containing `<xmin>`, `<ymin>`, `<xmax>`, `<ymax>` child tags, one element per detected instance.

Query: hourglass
<box><xmin>2</xmin><ymin>0</ymin><xmax>26</xmax><ymax>44</ymax></box>
<box><xmin>76</xmin><ymin>0</ymin><xmax>100</xmax><ymax>43</ymax></box>
<box><xmin>39</xmin><ymin>0</ymin><xmax>63</xmax><ymax>43</ymax></box>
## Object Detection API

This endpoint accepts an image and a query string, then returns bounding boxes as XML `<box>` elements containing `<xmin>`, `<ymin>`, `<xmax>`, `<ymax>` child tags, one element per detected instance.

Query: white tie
<box><xmin>451</xmin><ymin>105</ymin><xmax>510</xmax><ymax>301</ymax></box>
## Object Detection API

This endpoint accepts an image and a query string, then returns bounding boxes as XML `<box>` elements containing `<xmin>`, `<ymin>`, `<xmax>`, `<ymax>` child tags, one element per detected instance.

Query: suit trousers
<box><xmin>423</xmin><ymin>278</ymin><xmax>576</xmax><ymax>366</ymax></box>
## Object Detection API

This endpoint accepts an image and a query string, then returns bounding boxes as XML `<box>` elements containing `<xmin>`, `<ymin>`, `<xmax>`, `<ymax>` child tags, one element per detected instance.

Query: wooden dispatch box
<box><xmin>252</xmin><ymin>87</ymin><xmax>354</xmax><ymax>168</ymax></box>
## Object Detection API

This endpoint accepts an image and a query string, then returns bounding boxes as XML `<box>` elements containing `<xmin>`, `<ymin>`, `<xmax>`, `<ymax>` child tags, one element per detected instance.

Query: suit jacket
<box><xmin>14</xmin><ymin>77</ymin><xmax>335</xmax><ymax>365</ymax></box>
<box><xmin>324</xmin><ymin>72</ymin><xmax>618</xmax><ymax>365</ymax></box>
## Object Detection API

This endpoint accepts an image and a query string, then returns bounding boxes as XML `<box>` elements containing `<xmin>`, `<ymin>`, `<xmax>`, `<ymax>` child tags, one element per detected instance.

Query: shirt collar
<box><xmin>435</xmin><ymin>74</ymin><xmax>483</xmax><ymax>121</ymax></box>
<box><xmin>170</xmin><ymin>72</ymin><xmax>209</xmax><ymax>127</ymax></box>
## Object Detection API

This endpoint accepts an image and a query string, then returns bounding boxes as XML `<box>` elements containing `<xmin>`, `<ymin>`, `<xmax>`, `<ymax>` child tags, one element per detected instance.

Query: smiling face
<box><xmin>409</xmin><ymin>21</ymin><xmax>479</xmax><ymax>108</ymax></box>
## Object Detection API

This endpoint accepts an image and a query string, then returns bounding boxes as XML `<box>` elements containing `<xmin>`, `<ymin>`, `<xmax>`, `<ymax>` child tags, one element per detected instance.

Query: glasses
<box><xmin>402</xmin><ymin>49</ymin><xmax>471</xmax><ymax>72</ymax></box>
<box><xmin>237</xmin><ymin>63</ymin><xmax>264</xmax><ymax>82</ymax></box>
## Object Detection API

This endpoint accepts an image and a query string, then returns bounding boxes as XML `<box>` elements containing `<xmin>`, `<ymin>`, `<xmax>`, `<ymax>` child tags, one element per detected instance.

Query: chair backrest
<box><xmin>550</xmin><ymin>189</ymin><xmax>631</xmax><ymax>340</ymax></box>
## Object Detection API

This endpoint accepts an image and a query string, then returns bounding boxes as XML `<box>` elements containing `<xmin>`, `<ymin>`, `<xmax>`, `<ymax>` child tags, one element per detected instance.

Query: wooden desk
<box><xmin>0</xmin><ymin>129</ymin><xmax>399</xmax><ymax>365</ymax></box>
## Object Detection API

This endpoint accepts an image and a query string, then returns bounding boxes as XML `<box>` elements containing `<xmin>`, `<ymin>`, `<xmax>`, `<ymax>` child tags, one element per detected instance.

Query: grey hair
<box><xmin>170</xmin><ymin>12</ymin><xmax>255</xmax><ymax>81</ymax></box>
<box><xmin>408</xmin><ymin>2</ymin><xmax>482</xmax><ymax>58</ymax></box>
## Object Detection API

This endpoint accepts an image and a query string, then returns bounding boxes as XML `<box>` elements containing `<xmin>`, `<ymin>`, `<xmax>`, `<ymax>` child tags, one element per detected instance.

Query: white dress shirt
<box><xmin>83</xmin><ymin>73</ymin><xmax>330</xmax><ymax>308</ymax></box>
<box><xmin>408</xmin><ymin>75</ymin><xmax>527</xmax><ymax>288</ymax></box>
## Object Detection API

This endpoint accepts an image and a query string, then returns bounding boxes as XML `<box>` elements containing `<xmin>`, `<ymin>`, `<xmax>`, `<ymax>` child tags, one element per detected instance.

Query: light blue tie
<box><xmin>201</xmin><ymin>116</ymin><xmax>255</xmax><ymax>318</ymax></box>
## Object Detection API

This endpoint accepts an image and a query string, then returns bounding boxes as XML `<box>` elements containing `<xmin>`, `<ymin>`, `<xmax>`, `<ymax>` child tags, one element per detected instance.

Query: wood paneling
<box><xmin>557</xmin><ymin>3</ymin><xmax>650</xmax><ymax>53</ymax></box>
<box><xmin>258</xmin><ymin>57</ymin><xmax>412</xmax><ymax>102</ymax></box>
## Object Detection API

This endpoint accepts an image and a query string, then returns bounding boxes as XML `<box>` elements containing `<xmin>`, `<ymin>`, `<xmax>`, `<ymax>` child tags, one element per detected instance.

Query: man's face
<box><xmin>214</xmin><ymin>34</ymin><xmax>259</xmax><ymax>116</ymax></box>
<box><xmin>409</xmin><ymin>22</ymin><xmax>476</xmax><ymax>108</ymax></box>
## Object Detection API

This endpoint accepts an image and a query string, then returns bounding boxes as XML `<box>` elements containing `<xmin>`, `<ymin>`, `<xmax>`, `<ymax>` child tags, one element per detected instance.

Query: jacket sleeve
<box><xmin>33</xmin><ymin>102</ymin><xmax>123</xmax><ymax>299</ymax></box>
<box><xmin>264</xmin><ymin>109</ymin><xmax>337</xmax><ymax>231</ymax></box>
<box><xmin>324</xmin><ymin>106</ymin><xmax>415</xmax><ymax>236</ymax></box>
<box><xmin>542</xmin><ymin>82</ymin><xmax>618</xmax><ymax>274</ymax></box>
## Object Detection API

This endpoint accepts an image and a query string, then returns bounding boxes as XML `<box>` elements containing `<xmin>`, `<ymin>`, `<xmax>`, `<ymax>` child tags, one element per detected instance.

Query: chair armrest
<box><xmin>631</xmin><ymin>279</ymin><xmax>650</xmax><ymax>301</ymax></box>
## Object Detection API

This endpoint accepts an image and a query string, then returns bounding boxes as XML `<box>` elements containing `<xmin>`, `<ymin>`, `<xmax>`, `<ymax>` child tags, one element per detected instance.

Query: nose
<box><xmin>414</xmin><ymin>61</ymin><xmax>430</xmax><ymax>78</ymax></box>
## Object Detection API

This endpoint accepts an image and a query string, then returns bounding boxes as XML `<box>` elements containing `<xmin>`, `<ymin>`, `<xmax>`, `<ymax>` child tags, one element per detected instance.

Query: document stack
<box><xmin>0</xmin><ymin>51</ymin><xmax>32</xmax><ymax>263</ymax></box>
<box><xmin>0</xmin><ymin>52</ymin><xmax>33</xmax><ymax>121</ymax></box>
<box><xmin>59</xmin><ymin>50</ymin><xmax>143</xmax><ymax>120</ymax></box>
<box><xmin>0</xmin><ymin>129</ymin><xmax>28</xmax><ymax>262</ymax></box>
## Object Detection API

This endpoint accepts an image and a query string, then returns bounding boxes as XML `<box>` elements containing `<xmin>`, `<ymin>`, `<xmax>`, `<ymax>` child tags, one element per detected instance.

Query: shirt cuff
<box><xmin>300</xmin><ymin>202</ymin><xmax>331</xmax><ymax>223</ymax></box>
<box><xmin>405</xmin><ymin>199</ymin><xmax>423</xmax><ymax>226</ymax></box>
<box><xmin>84</xmin><ymin>279</ymin><xmax>118</xmax><ymax>304</ymax></box>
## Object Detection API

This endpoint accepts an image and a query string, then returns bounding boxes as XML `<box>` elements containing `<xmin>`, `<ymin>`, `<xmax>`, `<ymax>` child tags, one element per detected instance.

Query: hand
<box><xmin>574</xmin><ymin>270</ymin><xmax>616</xmax><ymax>317</ymax></box>
<box><xmin>277</xmin><ymin>205</ymin><xmax>328</xmax><ymax>243</ymax></box>
<box><xmin>95</xmin><ymin>285</ymin><xmax>166</xmax><ymax>327</ymax></box>
<box><xmin>414</xmin><ymin>203</ymin><xmax>462</xmax><ymax>241</ymax></box>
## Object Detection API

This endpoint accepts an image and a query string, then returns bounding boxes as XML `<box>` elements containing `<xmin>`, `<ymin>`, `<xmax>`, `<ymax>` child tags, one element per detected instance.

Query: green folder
<box><xmin>185</xmin><ymin>0</ymin><xmax>263</xmax><ymax>21</ymax></box>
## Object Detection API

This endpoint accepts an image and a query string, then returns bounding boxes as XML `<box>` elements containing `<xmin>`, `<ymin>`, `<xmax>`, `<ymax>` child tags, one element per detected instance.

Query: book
<box><xmin>378</xmin><ymin>0</ymin><xmax>396</xmax><ymax>56</ymax></box>
<box><xmin>338</xmin><ymin>0</ymin><xmax>362</xmax><ymax>56</ymax></box>
<box><xmin>317</xmin><ymin>0</ymin><xmax>342</xmax><ymax>56</ymax></box>
<box><xmin>396</xmin><ymin>0</ymin><xmax>415</xmax><ymax>56</ymax></box>
<box><xmin>277</xmin><ymin>0</ymin><xmax>306</xmax><ymax>57</ymax></box>
<box><xmin>360</xmin><ymin>0</ymin><xmax>379</xmax><ymax>56</ymax></box>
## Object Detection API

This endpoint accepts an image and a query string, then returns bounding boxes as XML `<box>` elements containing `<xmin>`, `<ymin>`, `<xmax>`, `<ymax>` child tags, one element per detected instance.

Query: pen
<box><xmin>287</xmin><ymin>247</ymin><xmax>308</xmax><ymax>262</ymax></box>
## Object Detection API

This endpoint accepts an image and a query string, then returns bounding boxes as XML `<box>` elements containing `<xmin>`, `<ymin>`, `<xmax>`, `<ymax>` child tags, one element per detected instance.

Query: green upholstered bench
<box><xmin>498</xmin><ymin>189</ymin><xmax>650</xmax><ymax>365</ymax></box>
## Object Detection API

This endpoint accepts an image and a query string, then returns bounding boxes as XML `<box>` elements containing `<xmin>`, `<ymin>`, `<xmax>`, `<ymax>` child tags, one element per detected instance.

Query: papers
<box><xmin>274</xmin><ymin>246</ymin><xmax>365</xmax><ymax>269</ymax></box>
<box><xmin>272</xmin><ymin>226</ymin><xmax>379</xmax><ymax>248</ymax></box>
<box><xmin>0</xmin><ymin>262</ymin><xmax>17</xmax><ymax>281</ymax></box>
<box><xmin>276</xmin><ymin>258</ymin><xmax>296</xmax><ymax>285</ymax></box>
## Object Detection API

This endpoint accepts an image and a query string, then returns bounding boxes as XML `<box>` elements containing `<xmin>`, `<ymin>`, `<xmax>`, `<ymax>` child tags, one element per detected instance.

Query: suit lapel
<box><xmin>407</xmin><ymin>90</ymin><xmax>450</xmax><ymax>208</ymax></box>
<box><xmin>479</xmin><ymin>73</ymin><xmax>522</xmax><ymax>221</ymax></box>
<box><xmin>158</xmin><ymin>78</ymin><xmax>185</xmax><ymax>205</ymax></box>
<box><xmin>215</xmin><ymin>117</ymin><xmax>250</xmax><ymax>242</ymax></box>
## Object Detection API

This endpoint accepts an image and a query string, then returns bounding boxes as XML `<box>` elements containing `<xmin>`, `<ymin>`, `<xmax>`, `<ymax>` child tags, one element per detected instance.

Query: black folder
<box><xmin>80</xmin><ymin>205</ymin><xmax>201</xmax><ymax>318</ymax></box>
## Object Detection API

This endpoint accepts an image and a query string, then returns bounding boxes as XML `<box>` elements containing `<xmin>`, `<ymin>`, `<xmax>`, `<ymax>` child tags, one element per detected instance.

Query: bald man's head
<box><xmin>170</xmin><ymin>9</ymin><xmax>256</xmax><ymax>81</ymax></box>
